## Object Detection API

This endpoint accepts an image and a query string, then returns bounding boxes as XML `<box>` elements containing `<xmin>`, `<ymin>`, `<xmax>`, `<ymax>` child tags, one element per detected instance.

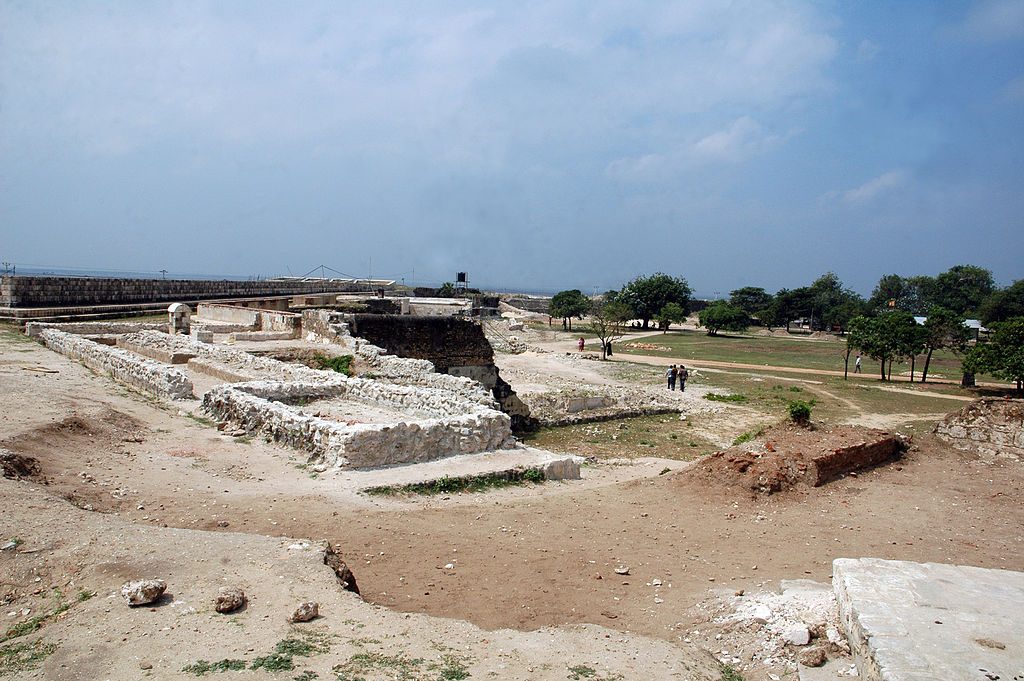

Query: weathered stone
<box><xmin>214</xmin><ymin>586</ymin><xmax>246</xmax><ymax>613</ymax></box>
<box><xmin>798</xmin><ymin>646</ymin><xmax>828</xmax><ymax>667</ymax></box>
<box><xmin>290</xmin><ymin>601</ymin><xmax>319</xmax><ymax>622</ymax></box>
<box><xmin>783</xmin><ymin>624</ymin><xmax>811</xmax><ymax>645</ymax></box>
<box><xmin>121</xmin><ymin>579</ymin><xmax>166</xmax><ymax>606</ymax></box>
<box><xmin>324</xmin><ymin>543</ymin><xmax>360</xmax><ymax>595</ymax></box>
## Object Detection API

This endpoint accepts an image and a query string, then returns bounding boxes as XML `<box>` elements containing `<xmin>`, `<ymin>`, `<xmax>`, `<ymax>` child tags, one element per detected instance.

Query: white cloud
<box><xmin>855</xmin><ymin>39</ymin><xmax>881</xmax><ymax>62</ymax></box>
<box><xmin>824</xmin><ymin>170</ymin><xmax>909</xmax><ymax>205</ymax></box>
<box><xmin>956</xmin><ymin>0</ymin><xmax>1024</xmax><ymax>42</ymax></box>
<box><xmin>691</xmin><ymin>117</ymin><xmax>780</xmax><ymax>163</ymax></box>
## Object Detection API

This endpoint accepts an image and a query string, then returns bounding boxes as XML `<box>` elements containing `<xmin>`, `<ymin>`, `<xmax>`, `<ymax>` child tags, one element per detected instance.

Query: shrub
<box><xmin>787</xmin><ymin>400</ymin><xmax>812</xmax><ymax>426</ymax></box>
<box><xmin>312</xmin><ymin>354</ymin><xmax>354</xmax><ymax>376</ymax></box>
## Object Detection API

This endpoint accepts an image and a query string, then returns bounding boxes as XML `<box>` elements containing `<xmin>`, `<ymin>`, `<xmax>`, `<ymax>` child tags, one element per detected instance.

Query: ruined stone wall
<box><xmin>935</xmin><ymin>398</ymin><xmax>1024</xmax><ymax>459</ymax></box>
<box><xmin>348</xmin><ymin>315</ymin><xmax>494</xmax><ymax>372</ymax></box>
<box><xmin>1</xmin><ymin>275</ymin><xmax>372</xmax><ymax>308</ymax></box>
<box><xmin>25</xmin><ymin>321</ymin><xmax>168</xmax><ymax>339</ymax></box>
<box><xmin>39</xmin><ymin>329</ymin><xmax>193</xmax><ymax>400</ymax></box>
<box><xmin>810</xmin><ymin>437</ymin><xmax>904</xmax><ymax>485</ymax></box>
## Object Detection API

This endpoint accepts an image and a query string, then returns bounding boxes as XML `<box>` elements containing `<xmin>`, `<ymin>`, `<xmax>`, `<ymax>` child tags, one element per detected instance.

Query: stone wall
<box><xmin>25</xmin><ymin>321</ymin><xmax>168</xmax><ymax>339</ymax></box>
<box><xmin>934</xmin><ymin>398</ymin><xmax>1024</xmax><ymax>459</ymax></box>
<box><xmin>196</xmin><ymin>303</ymin><xmax>301</xmax><ymax>335</ymax></box>
<box><xmin>1</xmin><ymin>275</ymin><xmax>374</xmax><ymax>308</ymax></box>
<box><xmin>39</xmin><ymin>329</ymin><xmax>193</xmax><ymax>400</ymax></box>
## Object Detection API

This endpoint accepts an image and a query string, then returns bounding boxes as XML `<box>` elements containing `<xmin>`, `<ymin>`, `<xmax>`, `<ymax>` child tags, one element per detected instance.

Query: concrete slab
<box><xmin>337</xmin><ymin>446</ymin><xmax>582</xmax><ymax>491</ymax></box>
<box><xmin>833</xmin><ymin>558</ymin><xmax>1024</xmax><ymax>681</ymax></box>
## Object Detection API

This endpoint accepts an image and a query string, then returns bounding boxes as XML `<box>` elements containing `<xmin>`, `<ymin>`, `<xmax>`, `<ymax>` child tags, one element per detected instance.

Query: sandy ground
<box><xmin>2</xmin><ymin>331</ymin><xmax>1023</xmax><ymax>680</ymax></box>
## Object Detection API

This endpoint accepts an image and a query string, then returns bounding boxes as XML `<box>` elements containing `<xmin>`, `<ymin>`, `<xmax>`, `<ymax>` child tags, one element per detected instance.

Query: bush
<box><xmin>312</xmin><ymin>354</ymin><xmax>354</xmax><ymax>376</ymax></box>
<box><xmin>787</xmin><ymin>400</ymin><xmax>812</xmax><ymax>426</ymax></box>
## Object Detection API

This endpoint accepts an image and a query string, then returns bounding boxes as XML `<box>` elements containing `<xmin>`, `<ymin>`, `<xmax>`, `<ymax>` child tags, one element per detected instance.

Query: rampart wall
<box><xmin>1</xmin><ymin>275</ymin><xmax>370</xmax><ymax>308</ymax></box>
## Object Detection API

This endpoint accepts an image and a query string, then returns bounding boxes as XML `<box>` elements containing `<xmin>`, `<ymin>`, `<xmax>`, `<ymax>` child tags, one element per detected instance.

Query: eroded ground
<box><xmin>2</xmin><ymin>325</ymin><xmax>1022</xmax><ymax>680</ymax></box>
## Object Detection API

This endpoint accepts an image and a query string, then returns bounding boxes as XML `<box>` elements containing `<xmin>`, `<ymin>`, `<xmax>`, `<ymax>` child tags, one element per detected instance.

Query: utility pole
<box><xmin>160</xmin><ymin>269</ymin><xmax>168</xmax><ymax>280</ymax></box>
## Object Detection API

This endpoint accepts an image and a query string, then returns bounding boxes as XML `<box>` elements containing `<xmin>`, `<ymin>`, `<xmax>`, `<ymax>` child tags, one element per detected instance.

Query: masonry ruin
<box><xmin>25</xmin><ymin>303</ymin><xmax>559</xmax><ymax>476</ymax></box>
<box><xmin>935</xmin><ymin>397</ymin><xmax>1024</xmax><ymax>460</ymax></box>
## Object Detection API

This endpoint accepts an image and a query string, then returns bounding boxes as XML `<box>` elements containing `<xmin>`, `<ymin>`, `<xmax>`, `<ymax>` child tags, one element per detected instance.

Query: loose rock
<box><xmin>290</xmin><ymin>601</ymin><xmax>319</xmax><ymax>622</ymax></box>
<box><xmin>215</xmin><ymin>586</ymin><xmax>246</xmax><ymax>613</ymax></box>
<box><xmin>121</xmin><ymin>579</ymin><xmax>166</xmax><ymax>606</ymax></box>
<box><xmin>798</xmin><ymin>645</ymin><xmax>827</xmax><ymax>667</ymax></box>
<box><xmin>783</xmin><ymin>624</ymin><xmax>811</xmax><ymax>646</ymax></box>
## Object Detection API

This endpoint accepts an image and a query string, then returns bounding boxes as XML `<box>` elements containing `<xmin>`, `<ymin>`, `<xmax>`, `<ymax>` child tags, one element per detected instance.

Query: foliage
<box><xmin>312</xmin><ymin>353</ymin><xmax>354</xmax><ymax>376</ymax></box>
<box><xmin>932</xmin><ymin>265</ymin><xmax>994</xmax><ymax>316</ymax></box>
<box><xmin>333</xmin><ymin>651</ymin><xmax>425</xmax><ymax>681</ymax></box>
<box><xmin>365</xmin><ymin>468</ymin><xmax>546</xmax><ymax>496</ymax></box>
<box><xmin>704</xmin><ymin>393</ymin><xmax>747</xmax><ymax>403</ymax></box>
<box><xmin>729</xmin><ymin>287</ymin><xmax>773</xmax><ymax>317</ymax></box>
<box><xmin>0</xmin><ymin>639</ymin><xmax>58</xmax><ymax>676</ymax></box>
<box><xmin>698</xmin><ymin>302</ymin><xmax>748</xmax><ymax>336</ymax></box>
<box><xmin>589</xmin><ymin>298</ymin><xmax>633</xmax><ymax>359</ymax></box>
<box><xmin>550</xmin><ymin>289</ymin><xmax>591</xmax><ymax>331</ymax></box>
<box><xmin>787</xmin><ymin>400</ymin><xmax>812</xmax><ymax>425</ymax></box>
<box><xmin>847</xmin><ymin>312</ymin><xmax>923</xmax><ymax>380</ymax></box>
<box><xmin>250</xmin><ymin>653</ymin><xmax>295</xmax><ymax>671</ymax></box>
<box><xmin>655</xmin><ymin>302</ymin><xmax>686</xmax><ymax>331</ymax></box>
<box><xmin>979</xmin><ymin>279</ymin><xmax>1024</xmax><ymax>325</ymax></box>
<box><xmin>920</xmin><ymin>306</ymin><xmax>969</xmax><ymax>383</ymax></box>
<box><xmin>437</xmin><ymin>282</ymin><xmax>456</xmax><ymax>297</ymax></box>
<box><xmin>618</xmin><ymin>273</ymin><xmax>691</xmax><ymax>328</ymax></box>
<box><xmin>182</xmin><ymin>659</ymin><xmax>247</xmax><ymax>675</ymax></box>
<box><xmin>869</xmin><ymin>274</ymin><xmax>935</xmax><ymax>314</ymax></box>
<box><xmin>719</xmin><ymin>664</ymin><xmax>746</xmax><ymax>681</ymax></box>
<box><xmin>964</xmin><ymin>317</ymin><xmax>1024</xmax><ymax>391</ymax></box>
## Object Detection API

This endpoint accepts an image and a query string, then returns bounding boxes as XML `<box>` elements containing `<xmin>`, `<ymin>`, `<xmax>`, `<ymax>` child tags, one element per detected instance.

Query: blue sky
<box><xmin>1</xmin><ymin>1</ymin><xmax>1022</xmax><ymax>296</ymax></box>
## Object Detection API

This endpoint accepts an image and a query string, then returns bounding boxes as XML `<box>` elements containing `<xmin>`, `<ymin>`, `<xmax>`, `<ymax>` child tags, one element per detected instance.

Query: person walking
<box><xmin>678</xmin><ymin>365</ymin><xmax>688</xmax><ymax>392</ymax></box>
<box><xmin>854</xmin><ymin>354</ymin><xmax>862</xmax><ymax>373</ymax></box>
<box><xmin>666</xmin><ymin>364</ymin><xmax>677</xmax><ymax>390</ymax></box>
<box><xmin>578</xmin><ymin>337</ymin><xmax>585</xmax><ymax>352</ymax></box>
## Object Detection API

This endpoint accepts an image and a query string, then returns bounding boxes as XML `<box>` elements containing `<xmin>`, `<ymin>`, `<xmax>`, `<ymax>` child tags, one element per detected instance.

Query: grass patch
<box><xmin>0</xmin><ymin>639</ymin><xmax>57</xmax><ymax>676</ymax></box>
<box><xmin>1</xmin><ymin>602</ymin><xmax>70</xmax><ymax>643</ymax></box>
<box><xmin>720</xmin><ymin>663</ymin><xmax>746</xmax><ymax>681</ymax></box>
<box><xmin>430</xmin><ymin>652</ymin><xmax>471</xmax><ymax>680</ymax></box>
<box><xmin>76</xmin><ymin>589</ymin><xmax>95</xmax><ymax>602</ymax></box>
<box><xmin>185</xmin><ymin>412</ymin><xmax>216</xmax><ymax>428</ymax></box>
<box><xmin>704</xmin><ymin>393</ymin><xmax>747</xmax><ymax>403</ymax></box>
<box><xmin>312</xmin><ymin>354</ymin><xmax>354</xmax><ymax>376</ymax></box>
<box><xmin>182</xmin><ymin>659</ymin><xmax>247</xmax><ymax>676</ymax></box>
<box><xmin>250</xmin><ymin>653</ymin><xmax>295</xmax><ymax>672</ymax></box>
<box><xmin>293</xmin><ymin>672</ymin><xmax>318</xmax><ymax>681</ymax></box>
<box><xmin>365</xmin><ymin>468</ymin><xmax>545</xmax><ymax>497</ymax></box>
<box><xmin>732</xmin><ymin>427</ymin><xmax>765</xmax><ymax>446</ymax></box>
<box><xmin>567</xmin><ymin>665</ymin><xmax>623</xmax><ymax>681</ymax></box>
<box><xmin>333</xmin><ymin>651</ymin><xmax>425</xmax><ymax>680</ymax></box>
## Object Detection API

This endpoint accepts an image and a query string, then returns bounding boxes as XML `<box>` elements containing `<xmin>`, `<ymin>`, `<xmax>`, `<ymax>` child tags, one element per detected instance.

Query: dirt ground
<box><xmin>2</xmin><ymin>328</ymin><xmax>1023</xmax><ymax>680</ymax></box>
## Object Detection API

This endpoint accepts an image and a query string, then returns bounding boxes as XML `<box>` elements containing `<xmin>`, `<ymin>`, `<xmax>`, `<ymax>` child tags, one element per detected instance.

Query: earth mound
<box><xmin>679</xmin><ymin>423</ymin><xmax>906</xmax><ymax>496</ymax></box>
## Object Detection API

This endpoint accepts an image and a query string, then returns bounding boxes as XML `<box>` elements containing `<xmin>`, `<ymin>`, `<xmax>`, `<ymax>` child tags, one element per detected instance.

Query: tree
<box><xmin>618</xmin><ymin>273</ymin><xmax>691</xmax><ymax>329</ymax></box>
<box><xmin>437</xmin><ymin>282</ymin><xmax>456</xmax><ymax>297</ymax></box>
<box><xmin>932</xmin><ymin>265</ymin><xmax>995</xmax><ymax>316</ymax></box>
<box><xmin>963</xmin><ymin>317</ymin><xmax>1024</xmax><ymax>393</ymax></box>
<box><xmin>894</xmin><ymin>314</ymin><xmax>928</xmax><ymax>382</ymax></box>
<box><xmin>549</xmin><ymin>289</ymin><xmax>590</xmax><ymax>331</ymax></box>
<box><xmin>846</xmin><ymin>312</ymin><xmax>920</xmax><ymax>381</ymax></box>
<box><xmin>589</xmin><ymin>299</ymin><xmax>632</xmax><ymax>360</ymax></box>
<box><xmin>869</xmin><ymin>274</ymin><xmax>935</xmax><ymax>314</ymax></box>
<box><xmin>729</xmin><ymin>287</ymin><xmax>773</xmax><ymax>318</ymax></box>
<box><xmin>698</xmin><ymin>302</ymin><xmax>748</xmax><ymax>336</ymax></box>
<box><xmin>655</xmin><ymin>302</ymin><xmax>686</xmax><ymax>332</ymax></box>
<box><xmin>773</xmin><ymin>287</ymin><xmax>814</xmax><ymax>332</ymax></box>
<box><xmin>809</xmin><ymin>272</ymin><xmax>865</xmax><ymax>333</ymax></box>
<box><xmin>919</xmin><ymin>306</ymin><xmax>969</xmax><ymax>383</ymax></box>
<box><xmin>979</xmin><ymin>280</ymin><xmax>1024</xmax><ymax>325</ymax></box>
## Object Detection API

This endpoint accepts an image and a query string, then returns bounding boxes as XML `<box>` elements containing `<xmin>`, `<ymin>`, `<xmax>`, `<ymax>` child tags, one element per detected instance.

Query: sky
<box><xmin>1</xmin><ymin>1</ymin><xmax>1022</xmax><ymax>297</ymax></box>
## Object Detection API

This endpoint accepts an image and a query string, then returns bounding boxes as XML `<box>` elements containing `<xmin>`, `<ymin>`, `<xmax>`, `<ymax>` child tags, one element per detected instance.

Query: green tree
<box><xmin>869</xmin><ymin>274</ymin><xmax>935</xmax><ymax>314</ymax></box>
<box><xmin>809</xmin><ymin>272</ymin><xmax>865</xmax><ymax>333</ymax></box>
<box><xmin>919</xmin><ymin>306</ymin><xmax>969</xmax><ymax>383</ymax></box>
<box><xmin>773</xmin><ymin>287</ymin><xmax>814</xmax><ymax>332</ymax></box>
<box><xmin>729</xmin><ymin>287</ymin><xmax>773</xmax><ymax>318</ymax></box>
<box><xmin>618</xmin><ymin>273</ymin><xmax>691</xmax><ymax>329</ymax></box>
<box><xmin>963</xmin><ymin>317</ymin><xmax>1024</xmax><ymax>392</ymax></box>
<box><xmin>655</xmin><ymin>302</ymin><xmax>686</xmax><ymax>332</ymax></box>
<box><xmin>698</xmin><ymin>302</ymin><xmax>748</xmax><ymax>336</ymax></box>
<box><xmin>549</xmin><ymin>289</ymin><xmax>590</xmax><ymax>331</ymax></box>
<box><xmin>979</xmin><ymin>280</ymin><xmax>1024</xmax><ymax>325</ymax></box>
<box><xmin>589</xmin><ymin>299</ymin><xmax>633</xmax><ymax>360</ymax></box>
<box><xmin>437</xmin><ymin>282</ymin><xmax>456</xmax><ymax>297</ymax></box>
<box><xmin>932</xmin><ymin>265</ymin><xmax>995</xmax><ymax>316</ymax></box>
<box><xmin>846</xmin><ymin>312</ymin><xmax>920</xmax><ymax>381</ymax></box>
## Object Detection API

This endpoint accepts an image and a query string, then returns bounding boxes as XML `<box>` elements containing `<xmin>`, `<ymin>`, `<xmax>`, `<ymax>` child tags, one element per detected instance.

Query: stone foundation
<box><xmin>934</xmin><ymin>398</ymin><xmax>1024</xmax><ymax>459</ymax></box>
<box><xmin>25</xmin><ymin>321</ymin><xmax>168</xmax><ymax>339</ymax></box>
<box><xmin>39</xmin><ymin>329</ymin><xmax>193</xmax><ymax>400</ymax></box>
<box><xmin>810</xmin><ymin>436</ymin><xmax>906</xmax><ymax>485</ymax></box>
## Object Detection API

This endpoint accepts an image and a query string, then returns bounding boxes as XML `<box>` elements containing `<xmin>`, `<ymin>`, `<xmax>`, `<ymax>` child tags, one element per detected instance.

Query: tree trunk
<box><xmin>961</xmin><ymin>372</ymin><xmax>975</xmax><ymax>388</ymax></box>
<box><xmin>844</xmin><ymin>347</ymin><xmax>851</xmax><ymax>380</ymax></box>
<box><xmin>567</xmin><ymin>318</ymin><xmax>572</xmax><ymax>331</ymax></box>
<box><xmin>910</xmin><ymin>355</ymin><xmax>916</xmax><ymax>383</ymax></box>
<box><xmin>562</xmin><ymin>318</ymin><xmax>567</xmax><ymax>331</ymax></box>
<box><xmin>642</xmin><ymin>318</ymin><xmax>649</xmax><ymax>329</ymax></box>
<box><xmin>880</xmin><ymin>357</ymin><xmax>887</xmax><ymax>381</ymax></box>
<box><xmin>921</xmin><ymin>348</ymin><xmax>934</xmax><ymax>383</ymax></box>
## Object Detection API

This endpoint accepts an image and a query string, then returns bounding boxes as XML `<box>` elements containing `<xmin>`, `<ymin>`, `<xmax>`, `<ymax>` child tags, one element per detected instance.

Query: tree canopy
<box><xmin>729</xmin><ymin>287</ymin><xmax>773</xmax><ymax>316</ymax></box>
<box><xmin>964</xmin><ymin>317</ymin><xmax>1024</xmax><ymax>392</ymax></box>
<box><xmin>979</xmin><ymin>280</ymin><xmax>1024</xmax><ymax>325</ymax></box>
<box><xmin>549</xmin><ymin>289</ymin><xmax>590</xmax><ymax>331</ymax></box>
<box><xmin>846</xmin><ymin>311</ymin><xmax>923</xmax><ymax>380</ymax></box>
<box><xmin>919</xmin><ymin>306</ymin><xmax>969</xmax><ymax>383</ymax></box>
<box><xmin>618</xmin><ymin>273</ymin><xmax>691</xmax><ymax>329</ymax></box>
<box><xmin>931</xmin><ymin>265</ymin><xmax>995</xmax><ymax>316</ymax></box>
<box><xmin>698</xmin><ymin>302</ymin><xmax>748</xmax><ymax>336</ymax></box>
<box><xmin>589</xmin><ymin>298</ymin><xmax>633</xmax><ymax>359</ymax></box>
<box><xmin>655</xmin><ymin>302</ymin><xmax>686</xmax><ymax>332</ymax></box>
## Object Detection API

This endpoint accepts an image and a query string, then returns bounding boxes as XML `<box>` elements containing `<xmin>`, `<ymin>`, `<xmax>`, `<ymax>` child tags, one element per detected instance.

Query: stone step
<box><xmin>335</xmin><ymin>446</ymin><xmax>582</xmax><ymax>492</ymax></box>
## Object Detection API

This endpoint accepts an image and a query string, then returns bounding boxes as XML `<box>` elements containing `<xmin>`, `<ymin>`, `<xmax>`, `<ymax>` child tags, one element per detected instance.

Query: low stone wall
<box><xmin>197</xmin><ymin>303</ymin><xmax>259</xmax><ymax>328</ymax></box>
<box><xmin>935</xmin><ymin>398</ymin><xmax>1024</xmax><ymax>459</ymax></box>
<box><xmin>39</xmin><ymin>329</ymin><xmax>193</xmax><ymax>400</ymax></box>
<box><xmin>117</xmin><ymin>337</ymin><xmax>196</xmax><ymax>364</ymax></box>
<box><xmin>25</xmin><ymin>321</ymin><xmax>167</xmax><ymax>339</ymax></box>
<box><xmin>809</xmin><ymin>437</ymin><xmax>905</xmax><ymax>485</ymax></box>
<box><xmin>229</xmin><ymin>331</ymin><xmax>297</xmax><ymax>342</ymax></box>
<box><xmin>202</xmin><ymin>380</ymin><xmax>513</xmax><ymax>470</ymax></box>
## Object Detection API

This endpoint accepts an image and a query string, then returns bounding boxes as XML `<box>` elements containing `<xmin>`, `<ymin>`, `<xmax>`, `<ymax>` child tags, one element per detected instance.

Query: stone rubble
<box><xmin>121</xmin><ymin>579</ymin><xmax>167</xmax><ymax>606</ymax></box>
<box><xmin>214</xmin><ymin>586</ymin><xmax>246</xmax><ymax>613</ymax></box>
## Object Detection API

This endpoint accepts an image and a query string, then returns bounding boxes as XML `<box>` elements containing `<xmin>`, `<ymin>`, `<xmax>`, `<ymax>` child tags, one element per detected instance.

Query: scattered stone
<box><xmin>121</xmin><ymin>579</ymin><xmax>166</xmax><ymax>606</ymax></box>
<box><xmin>734</xmin><ymin>589</ymin><xmax>745</xmax><ymax>597</ymax></box>
<box><xmin>324</xmin><ymin>543</ymin><xmax>360</xmax><ymax>594</ymax></box>
<box><xmin>798</xmin><ymin>646</ymin><xmax>827</xmax><ymax>667</ymax></box>
<box><xmin>614</xmin><ymin>566</ymin><xmax>630</xmax><ymax>575</ymax></box>
<box><xmin>290</xmin><ymin>601</ymin><xmax>319</xmax><ymax>623</ymax></box>
<box><xmin>214</xmin><ymin>586</ymin><xmax>246</xmax><ymax>613</ymax></box>
<box><xmin>783</xmin><ymin>624</ymin><xmax>811</xmax><ymax>646</ymax></box>
<box><xmin>0</xmin><ymin>541</ymin><xmax>17</xmax><ymax>552</ymax></box>
<box><xmin>651</xmin><ymin>578</ymin><xmax>663</xmax><ymax>587</ymax></box>
<box><xmin>231</xmin><ymin>429</ymin><xmax>247</xmax><ymax>437</ymax></box>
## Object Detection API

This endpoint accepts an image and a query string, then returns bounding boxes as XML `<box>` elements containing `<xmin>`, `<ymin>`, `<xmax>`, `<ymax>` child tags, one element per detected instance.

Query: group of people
<box><xmin>666</xmin><ymin>364</ymin><xmax>688</xmax><ymax>391</ymax></box>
